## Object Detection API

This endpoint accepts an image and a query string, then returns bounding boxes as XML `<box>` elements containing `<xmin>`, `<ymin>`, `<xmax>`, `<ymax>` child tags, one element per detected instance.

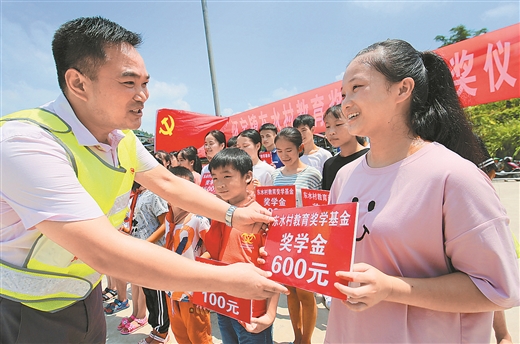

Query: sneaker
<box><xmin>104</xmin><ymin>299</ymin><xmax>129</xmax><ymax>315</ymax></box>
<box><xmin>323</xmin><ymin>295</ymin><xmax>332</xmax><ymax>310</ymax></box>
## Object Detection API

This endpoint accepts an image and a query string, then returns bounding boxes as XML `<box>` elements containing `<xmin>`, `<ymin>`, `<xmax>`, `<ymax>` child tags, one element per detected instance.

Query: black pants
<box><xmin>142</xmin><ymin>287</ymin><xmax>170</xmax><ymax>334</ymax></box>
<box><xmin>0</xmin><ymin>283</ymin><xmax>106</xmax><ymax>344</ymax></box>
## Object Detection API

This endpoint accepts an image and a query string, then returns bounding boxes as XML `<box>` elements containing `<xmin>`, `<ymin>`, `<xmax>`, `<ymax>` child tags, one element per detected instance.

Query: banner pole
<box><xmin>201</xmin><ymin>0</ymin><xmax>222</xmax><ymax>117</ymax></box>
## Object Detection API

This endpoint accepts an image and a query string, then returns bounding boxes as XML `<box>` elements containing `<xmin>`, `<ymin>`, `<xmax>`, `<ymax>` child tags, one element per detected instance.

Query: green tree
<box><xmin>435</xmin><ymin>25</ymin><xmax>487</xmax><ymax>47</ymax></box>
<box><xmin>466</xmin><ymin>99</ymin><xmax>520</xmax><ymax>159</ymax></box>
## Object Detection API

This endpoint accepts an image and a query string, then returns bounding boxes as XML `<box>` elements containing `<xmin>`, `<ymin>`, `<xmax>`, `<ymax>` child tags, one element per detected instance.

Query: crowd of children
<box><xmin>102</xmin><ymin>40</ymin><xmax>519</xmax><ymax>344</ymax></box>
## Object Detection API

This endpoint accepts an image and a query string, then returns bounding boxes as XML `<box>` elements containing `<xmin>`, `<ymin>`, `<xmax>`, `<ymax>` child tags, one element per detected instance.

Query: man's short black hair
<box><xmin>259</xmin><ymin>123</ymin><xmax>278</xmax><ymax>134</ymax></box>
<box><xmin>293</xmin><ymin>114</ymin><xmax>315</xmax><ymax>129</ymax></box>
<box><xmin>209</xmin><ymin>148</ymin><xmax>252</xmax><ymax>177</ymax></box>
<box><xmin>52</xmin><ymin>16</ymin><xmax>142</xmax><ymax>92</ymax></box>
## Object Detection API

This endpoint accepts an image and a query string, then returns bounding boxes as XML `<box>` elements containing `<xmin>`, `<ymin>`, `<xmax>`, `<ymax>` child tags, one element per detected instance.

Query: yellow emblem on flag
<box><xmin>159</xmin><ymin>115</ymin><xmax>175</xmax><ymax>136</ymax></box>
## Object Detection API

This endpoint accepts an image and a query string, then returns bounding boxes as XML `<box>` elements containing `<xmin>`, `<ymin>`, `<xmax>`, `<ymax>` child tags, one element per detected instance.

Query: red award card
<box><xmin>192</xmin><ymin>257</ymin><xmax>252</xmax><ymax>323</ymax></box>
<box><xmin>263</xmin><ymin>203</ymin><xmax>358</xmax><ymax>299</ymax></box>
<box><xmin>259</xmin><ymin>151</ymin><xmax>273</xmax><ymax>165</ymax></box>
<box><xmin>301</xmin><ymin>188</ymin><xmax>330</xmax><ymax>206</ymax></box>
<box><xmin>200</xmin><ymin>171</ymin><xmax>215</xmax><ymax>194</ymax></box>
<box><xmin>255</xmin><ymin>185</ymin><xmax>296</xmax><ymax>211</ymax></box>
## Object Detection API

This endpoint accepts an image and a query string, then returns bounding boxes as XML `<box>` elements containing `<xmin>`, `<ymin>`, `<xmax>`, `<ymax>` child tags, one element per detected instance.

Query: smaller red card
<box><xmin>255</xmin><ymin>185</ymin><xmax>296</xmax><ymax>212</ymax></box>
<box><xmin>200</xmin><ymin>172</ymin><xmax>215</xmax><ymax>194</ymax></box>
<box><xmin>192</xmin><ymin>257</ymin><xmax>252</xmax><ymax>323</ymax></box>
<box><xmin>259</xmin><ymin>151</ymin><xmax>273</xmax><ymax>165</ymax></box>
<box><xmin>301</xmin><ymin>189</ymin><xmax>330</xmax><ymax>206</ymax></box>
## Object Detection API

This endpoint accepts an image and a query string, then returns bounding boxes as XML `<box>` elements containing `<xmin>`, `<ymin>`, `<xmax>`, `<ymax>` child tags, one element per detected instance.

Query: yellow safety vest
<box><xmin>0</xmin><ymin>109</ymin><xmax>137</xmax><ymax>312</ymax></box>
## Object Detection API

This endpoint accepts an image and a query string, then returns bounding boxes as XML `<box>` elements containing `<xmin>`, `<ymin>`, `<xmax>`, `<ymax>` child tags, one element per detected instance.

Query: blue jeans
<box><xmin>217</xmin><ymin>313</ymin><xmax>273</xmax><ymax>344</ymax></box>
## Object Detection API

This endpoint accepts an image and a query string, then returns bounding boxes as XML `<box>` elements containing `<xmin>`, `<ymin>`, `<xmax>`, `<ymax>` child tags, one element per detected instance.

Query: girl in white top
<box><xmin>237</xmin><ymin>129</ymin><xmax>275</xmax><ymax>187</ymax></box>
<box><xmin>200</xmin><ymin>130</ymin><xmax>226</xmax><ymax>193</ymax></box>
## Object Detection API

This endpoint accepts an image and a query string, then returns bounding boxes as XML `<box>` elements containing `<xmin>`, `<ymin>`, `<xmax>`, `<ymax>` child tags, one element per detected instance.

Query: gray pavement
<box><xmin>105</xmin><ymin>180</ymin><xmax>519</xmax><ymax>343</ymax></box>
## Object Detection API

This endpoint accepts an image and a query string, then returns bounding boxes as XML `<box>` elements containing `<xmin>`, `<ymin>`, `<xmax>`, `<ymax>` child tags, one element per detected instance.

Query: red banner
<box><xmin>155</xmin><ymin>24</ymin><xmax>518</xmax><ymax>145</ymax></box>
<box><xmin>155</xmin><ymin>109</ymin><xmax>228</xmax><ymax>152</ymax></box>
<box><xmin>192</xmin><ymin>257</ymin><xmax>252</xmax><ymax>323</ymax></box>
<box><xmin>225</xmin><ymin>24</ymin><xmax>518</xmax><ymax>134</ymax></box>
<box><xmin>255</xmin><ymin>185</ymin><xmax>297</xmax><ymax>212</ymax></box>
<box><xmin>263</xmin><ymin>203</ymin><xmax>359</xmax><ymax>299</ymax></box>
<box><xmin>301</xmin><ymin>189</ymin><xmax>330</xmax><ymax>207</ymax></box>
<box><xmin>226</xmin><ymin>81</ymin><xmax>342</xmax><ymax>136</ymax></box>
<box><xmin>436</xmin><ymin>23</ymin><xmax>519</xmax><ymax>107</ymax></box>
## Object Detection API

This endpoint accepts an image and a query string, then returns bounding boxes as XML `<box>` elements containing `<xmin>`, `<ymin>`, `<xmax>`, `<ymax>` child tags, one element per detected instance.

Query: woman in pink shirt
<box><xmin>325</xmin><ymin>39</ymin><xmax>519</xmax><ymax>343</ymax></box>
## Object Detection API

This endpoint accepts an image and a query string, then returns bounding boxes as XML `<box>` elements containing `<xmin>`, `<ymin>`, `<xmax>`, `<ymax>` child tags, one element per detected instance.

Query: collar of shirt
<box><xmin>40</xmin><ymin>94</ymin><xmax>126</xmax><ymax>165</ymax></box>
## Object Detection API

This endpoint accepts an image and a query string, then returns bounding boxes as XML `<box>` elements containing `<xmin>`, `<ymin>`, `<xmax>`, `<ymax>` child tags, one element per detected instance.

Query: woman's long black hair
<box><xmin>355</xmin><ymin>39</ymin><xmax>484</xmax><ymax>165</ymax></box>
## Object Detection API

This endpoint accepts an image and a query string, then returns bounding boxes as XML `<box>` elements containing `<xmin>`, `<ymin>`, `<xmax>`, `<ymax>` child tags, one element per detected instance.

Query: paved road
<box><xmin>105</xmin><ymin>180</ymin><xmax>519</xmax><ymax>343</ymax></box>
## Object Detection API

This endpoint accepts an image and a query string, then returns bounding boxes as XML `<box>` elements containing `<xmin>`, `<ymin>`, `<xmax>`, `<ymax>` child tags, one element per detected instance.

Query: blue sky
<box><xmin>1</xmin><ymin>0</ymin><xmax>518</xmax><ymax>134</ymax></box>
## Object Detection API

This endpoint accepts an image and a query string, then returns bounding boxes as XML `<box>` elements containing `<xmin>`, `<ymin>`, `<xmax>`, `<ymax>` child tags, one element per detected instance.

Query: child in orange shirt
<box><xmin>204</xmin><ymin>148</ymin><xmax>279</xmax><ymax>344</ymax></box>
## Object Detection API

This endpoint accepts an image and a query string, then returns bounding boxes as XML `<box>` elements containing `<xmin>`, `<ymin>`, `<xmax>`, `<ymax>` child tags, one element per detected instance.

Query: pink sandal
<box><xmin>120</xmin><ymin>316</ymin><xmax>148</xmax><ymax>335</ymax></box>
<box><xmin>117</xmin><ymin>315</ymin><xmax>136</xmax><ymax>331</ymax></box>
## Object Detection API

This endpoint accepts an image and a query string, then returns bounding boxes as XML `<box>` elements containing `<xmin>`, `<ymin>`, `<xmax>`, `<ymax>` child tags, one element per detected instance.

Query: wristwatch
<box><xmin>225</xmin><ymin>205</ymin><xmax>237</xmax><ymax>227</ymax></box>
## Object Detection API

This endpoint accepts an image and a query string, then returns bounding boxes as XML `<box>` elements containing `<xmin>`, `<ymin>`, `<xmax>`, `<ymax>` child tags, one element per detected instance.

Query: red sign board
<box><xmin>192</xmin><ymin>257</ymin><xmax>252</xmax><ymax>323</ymax></box>
<box><xmin>255</xmin><ymin>185</ymin><xmax>297</xmax><ymax>212</ymax></box>
<box><xmin>259</xmin><ymin>151</ymin><xmax>273</xmax><ymax>165</ymax></box>
<box><xmin>200</xmin><ymin>171</ymin><xmax>215</xmax><ymax>194</ymax></box>
<box><xmin>263</xmin><ymin>203</ymin><xmax>358</xmax><ymax>299</ymax></box>
<box><xmin>301</xmin><ymin>188</ymin><xmax>330</xmax><ymax>206</ymax></box>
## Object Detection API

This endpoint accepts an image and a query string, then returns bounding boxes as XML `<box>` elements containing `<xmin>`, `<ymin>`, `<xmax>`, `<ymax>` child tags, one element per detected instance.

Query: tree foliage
<box><xmin>466</xmin><ymin>98</ymin><xmax>520</xmax><ymax>159</ymax></box>
<box><xmin>435</xmin><ymin>25</ymin><xmax>488</xmax><ymax>47</ymax></box>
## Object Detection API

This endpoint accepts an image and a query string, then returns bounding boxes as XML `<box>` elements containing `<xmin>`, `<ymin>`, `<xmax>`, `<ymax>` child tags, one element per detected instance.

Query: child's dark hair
<box><xmin>178</xmin><ymin>146</ymin><xmax>202</xmax><ymax>173</ymax></box>
<box><xmin>132</xmin><ymin>181</ymin><xmax>141</xmax><ymax>191</ymax></box>
<box><xmin>209</xmin><ymin>148</ymin><xmax>253</xmax><ymax>177</ymax></box>
<box><xmin>355</xmin><ymin>39</ymin><xmax>484</xmax><ymax>165</ymax></box>
<box><xmin>205</xmin><ymin>130</ymin><xmax>227</xmax><ymax>147</ymax></box>
<box><xmin>227</xmin><ymin>136</ymin><xmax>238</xmax><ymax>148</ymax></box>
<box><xmin>293</xmin><ymin>114</ymin><xmax>315</xmax><ymax>129</ymax></box>
<box><xmin>323</xmin><ymin>105</ymin><xmax>367</xmax><ymax>146</ymax></box>
<box><xmin>168</xmin><ymin>165</ymin><xmax>195</xmax><ymax>183</ymax></box>
<box><xmin>260</xmin><ymin>123</ymin><xmax>278</xmax><ymax>134</ymax></box>
<box><xmin>238</xmin><ymin>129</ymin><xmax>262</xmax><ymax>158</ymax></box>
<box><xmin>275</xmin><ymin>127</ymin><xmax>304</xmax><ymax>157</ymax></box>
<box><xmin>154</xmin><ymin>150</ymin><xmax>171</xmax><ymax>166</ymax></box>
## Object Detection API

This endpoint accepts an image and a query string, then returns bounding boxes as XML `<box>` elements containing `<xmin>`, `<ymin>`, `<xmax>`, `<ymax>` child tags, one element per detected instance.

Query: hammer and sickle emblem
<box><xmin>241</xmin><ymin>233</ymin><xmax>256</xmax><ymax>245</ymax></box>
<box><xmin>159</xmin><ymin>115</ymin><xmax>175</xmax><ymax>136</ymax></box>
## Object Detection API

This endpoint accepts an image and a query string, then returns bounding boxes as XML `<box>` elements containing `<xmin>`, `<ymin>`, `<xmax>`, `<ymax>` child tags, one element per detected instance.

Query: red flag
<box><xmin>155</xmin><ymin>109</ymin><xmax>228</xmax><ymax>152</ymax></box>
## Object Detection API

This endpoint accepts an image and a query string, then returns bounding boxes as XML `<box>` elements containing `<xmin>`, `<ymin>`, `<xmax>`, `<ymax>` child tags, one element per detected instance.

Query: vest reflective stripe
<box><xmin>0</xmin><ymin>259</ymin><xmax>93</xmax><ymax>312</ymax></box>
<box><xmin>0</xmin><ymin>109</ymin><xmax>137</xmax><ymax>312</ymax></box>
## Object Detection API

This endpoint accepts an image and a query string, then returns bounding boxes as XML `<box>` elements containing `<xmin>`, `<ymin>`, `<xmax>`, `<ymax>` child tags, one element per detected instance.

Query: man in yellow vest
<box><xmin>0</xmin><ymin>16</ymin><xmax>287</xmax><ymax>343</ymax></box>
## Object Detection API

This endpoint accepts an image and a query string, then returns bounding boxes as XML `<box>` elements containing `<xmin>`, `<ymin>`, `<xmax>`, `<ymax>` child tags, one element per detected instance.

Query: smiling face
<box><xmin>77</xmin><ymin>43</ymin><xmax>149</xmax><ymax>141</ymax></box>
<box><xmin>204</xmin><ymin>134</ymin><xmax>225</xmax><ymax>161</ymax></box>
<box><xmin>341</xmin><ymin>53</ymin><xmax>401</xmax><ymax>139</ymax></box>
<box><xmin>237</xmin><ymin>135</ymin><xmax>261</xmax><ymax>163</ymax></box>
<box><xmin>275</xmin><ymin>136</ymin><xmax>301</xmax><ymax>169</ymax></box>
<box><xmin>211</xmin><ymin>165</ymin><xmax>252</xmax><ymax>205</ymax></box>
